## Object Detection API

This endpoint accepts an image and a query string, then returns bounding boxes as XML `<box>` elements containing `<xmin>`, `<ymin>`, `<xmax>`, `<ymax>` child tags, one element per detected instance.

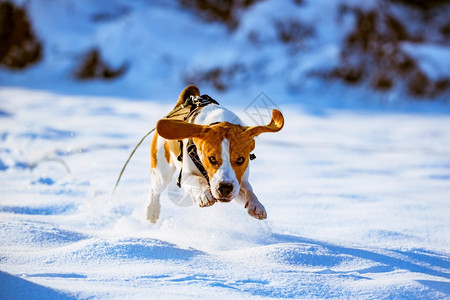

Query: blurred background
<box><xmin>1</xmin><ymin>0</ymin><xmax>450</xmax><ymax>109</ymax></box>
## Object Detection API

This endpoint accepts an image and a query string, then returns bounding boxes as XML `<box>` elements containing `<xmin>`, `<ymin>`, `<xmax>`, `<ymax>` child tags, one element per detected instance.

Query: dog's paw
<box><xmin>245</xmin><ymin>200</ymin><xmax>267</xmax><ymax>220</ymax></box>
<box><xmin>197</xmin><ymin>189</ymin><xmax>217</xmax><ymax>208</ymax></box>
<box><xmin>146</xmin><ymin>201</ymin><xmax>161</xmax><ymax>224</ymax></box>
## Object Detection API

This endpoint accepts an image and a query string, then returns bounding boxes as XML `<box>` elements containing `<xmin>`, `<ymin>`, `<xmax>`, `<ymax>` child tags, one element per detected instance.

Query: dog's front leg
<box><xmin>235</xmin><ymin>180</ymin><xmax>267</xmax><ymax>220</ymax></box>
<box><xmin>183</xmin><ymin>174</ymin><xmax>217</xmax><ymax>207</ymax></box>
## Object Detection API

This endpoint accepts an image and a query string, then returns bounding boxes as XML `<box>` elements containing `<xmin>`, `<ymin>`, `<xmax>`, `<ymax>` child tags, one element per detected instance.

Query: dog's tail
<box><xmin>174</xmin><ymin>85</ymin><xmax>200</xmax><ymax>108</ymax></box>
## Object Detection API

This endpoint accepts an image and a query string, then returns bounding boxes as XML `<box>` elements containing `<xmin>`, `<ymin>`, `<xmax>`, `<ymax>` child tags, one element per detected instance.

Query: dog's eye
<box><xmin>208</xmin><ymin>156</ymin><xmax>217</xmax><ymax>165</ymax></box>
<box><xmin>236</xmin><ymin>157</ymin><xmax>245</xmax><ymax>165</ymax></box>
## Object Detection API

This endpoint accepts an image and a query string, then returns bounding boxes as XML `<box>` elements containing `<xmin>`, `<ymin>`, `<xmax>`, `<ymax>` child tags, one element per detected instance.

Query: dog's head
<box><xmin>157</xmin><ymin>109</ymin><xmax>284</xmax><ymax>202</ymax></box>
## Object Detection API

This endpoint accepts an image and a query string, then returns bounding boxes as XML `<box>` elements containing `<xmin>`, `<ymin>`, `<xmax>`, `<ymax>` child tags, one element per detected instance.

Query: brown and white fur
<box><xmin>146</xmin><ymin>85</ymin><xmax>284</xmax><ymax>223</ymax></box>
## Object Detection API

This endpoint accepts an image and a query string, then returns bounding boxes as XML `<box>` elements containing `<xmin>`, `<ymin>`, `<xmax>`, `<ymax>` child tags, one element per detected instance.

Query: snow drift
<box><xmin>0</xmin><ymin>88</ymin><xmax>449</xmax><ymax>298</ymax></box>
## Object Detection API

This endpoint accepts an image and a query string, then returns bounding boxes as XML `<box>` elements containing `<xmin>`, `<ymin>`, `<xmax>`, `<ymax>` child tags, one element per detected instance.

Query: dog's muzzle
<box><xmin>217</xmin><ymin>183</ymin><xmax>234</xmax><ymax>202</ymax></box>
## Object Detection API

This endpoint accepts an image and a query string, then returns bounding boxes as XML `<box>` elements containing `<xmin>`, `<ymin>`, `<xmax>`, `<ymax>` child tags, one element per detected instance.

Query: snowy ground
<box><xmin>1</xmin><ymin>87</ymin><xmax>449</xmax><ymax>299</ymax></box>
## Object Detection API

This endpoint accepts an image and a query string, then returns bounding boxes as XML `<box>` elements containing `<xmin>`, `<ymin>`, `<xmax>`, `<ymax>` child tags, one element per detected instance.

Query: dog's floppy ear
<box><xmin>245</xmin><ymin>109</ymin><xmax>284</xmax><ymax>137</ymax></box>
<box><xmin>157</xmin><ymin>119</ymin><xmax>210</xmax><ymax>140</ymax></box>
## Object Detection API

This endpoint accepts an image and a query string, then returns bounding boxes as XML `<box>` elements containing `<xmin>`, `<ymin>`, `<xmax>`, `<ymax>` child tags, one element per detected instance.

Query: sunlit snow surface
<box><xmin>0</xmin><ymin>88</ymin><xmax>449</xmax><ymax>299</ymax></box>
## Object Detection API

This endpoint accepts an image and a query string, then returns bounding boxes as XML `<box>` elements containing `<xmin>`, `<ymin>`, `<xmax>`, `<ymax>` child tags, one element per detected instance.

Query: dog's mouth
<box><xmin>217</xmin><ymin>198</ymin><xmax>232</xmax><ymax>203</ymax></box>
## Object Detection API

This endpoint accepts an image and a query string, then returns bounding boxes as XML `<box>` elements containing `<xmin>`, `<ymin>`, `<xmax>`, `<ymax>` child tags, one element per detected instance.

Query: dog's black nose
<box><xmin>218</xmin><ymin>183</ymin><xmax>233</xmax><ymax>197</ymax></box>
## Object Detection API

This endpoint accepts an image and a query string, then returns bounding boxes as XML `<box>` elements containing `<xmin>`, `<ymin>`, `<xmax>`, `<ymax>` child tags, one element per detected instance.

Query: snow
<box><xmin>1</xmin><ymin>87</ymin><xmax>449</xmax><ymax>299</ymax></box>
<box><xmin>2</xmin><ymin>0</ymin><xmax>449</xmax><ymax>105</ymax></box>
<box><xmin>1</xmin><ymin>0</ymin><xmax>450</xmax><ymax>297</ymax></box>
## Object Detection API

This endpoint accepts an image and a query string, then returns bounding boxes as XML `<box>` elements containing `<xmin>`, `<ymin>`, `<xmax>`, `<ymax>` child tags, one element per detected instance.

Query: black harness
<box><xmin>175</xmin><ymin>94</ymin><xmax>256</xmax><ymax>188</ymax></box>
<box><xmin>176</xmin><ymin>94</ymin><xmax>218</xmax><ymax>188</ymax></box>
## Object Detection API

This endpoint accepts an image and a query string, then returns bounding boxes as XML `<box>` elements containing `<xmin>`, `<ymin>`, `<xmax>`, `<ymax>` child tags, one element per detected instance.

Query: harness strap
<box><xmin>187</xmin><ymin>138</ymin><xmax>210</xmax><ymax>184</ymax></box>
<box><xmin>176</xmin><ymin>94</ymin><xmax>217</xmax><ymax>188</ymax></box>
<box><xmin>175</xmin><ymin>95</ymin><xmax>255</xmax><ymax>188</ymax></box>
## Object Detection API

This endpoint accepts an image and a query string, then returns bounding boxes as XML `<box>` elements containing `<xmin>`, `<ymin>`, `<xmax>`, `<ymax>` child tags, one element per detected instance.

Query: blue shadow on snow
<box><xmin>0</xmin><ymin>271</ymin><xmax>77</xmax><ymax>300</ymax></box>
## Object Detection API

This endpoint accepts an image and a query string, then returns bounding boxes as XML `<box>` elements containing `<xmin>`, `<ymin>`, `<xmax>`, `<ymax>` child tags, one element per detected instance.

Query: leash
<box><xmin>111</xmin><ymin>97</ymin><xmax>193</xmax><ymax>196</ymax></box>
<box><xmin>111</xmin><ymin>127</ymin><xmax>155</xmax><ymax>196</ymax></box>
<box><xmin>111</xmin><ymin>95</ymin><xmax>218</xmax><ymax>196</ymax></box>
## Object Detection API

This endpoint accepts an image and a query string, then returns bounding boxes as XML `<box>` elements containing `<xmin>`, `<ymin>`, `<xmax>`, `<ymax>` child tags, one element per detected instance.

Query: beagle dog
<box><xmin>146</xmin><ymin>85</ymin><xmax>284</xmax><ymax>223</ymax></box>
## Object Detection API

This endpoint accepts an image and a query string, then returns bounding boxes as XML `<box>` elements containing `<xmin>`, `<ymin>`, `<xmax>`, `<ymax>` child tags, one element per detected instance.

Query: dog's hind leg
<box><xmin>146</xmin><ymin>162</ymin><xmax>175</xmax><ymax>223</ymax></box>
<box><xmin>147</xmin><ymin>187</ymin><xmax>161</xmax><ymax>224</ymax></box>
<box><xmin>146</xmin><ymin>135</ymin><xmax>176</xmax><ymax>223</ymax></box>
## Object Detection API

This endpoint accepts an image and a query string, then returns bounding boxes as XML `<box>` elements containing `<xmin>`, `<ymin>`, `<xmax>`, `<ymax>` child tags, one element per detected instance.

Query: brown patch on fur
<box><xmin>193</xmin><ymin>133</ymin><xmax>224</xmax><ymax>180</ymax></box>
<box><xmin>150</xmin><ymin>133</ymin><xmax>158</xmax><ymax>169</ymax></box>
<box><xmin>164</xmin><ymin>141</ymin><xmax>171</xmax><ymax>164</ymax></box>
<box><xmin>227</xmin><ymin>127</ymin><xmax>255</xmax><ymax>183</ymax></box>
<box><xmin>165</xmin><ymin>139</ymin><xmax>181</xmax><ymax>162</ymax></box>
<box><xmin>193</xmin><ymin>123</ymin><xmax>254</xmax><ymax>184</ymax></box>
